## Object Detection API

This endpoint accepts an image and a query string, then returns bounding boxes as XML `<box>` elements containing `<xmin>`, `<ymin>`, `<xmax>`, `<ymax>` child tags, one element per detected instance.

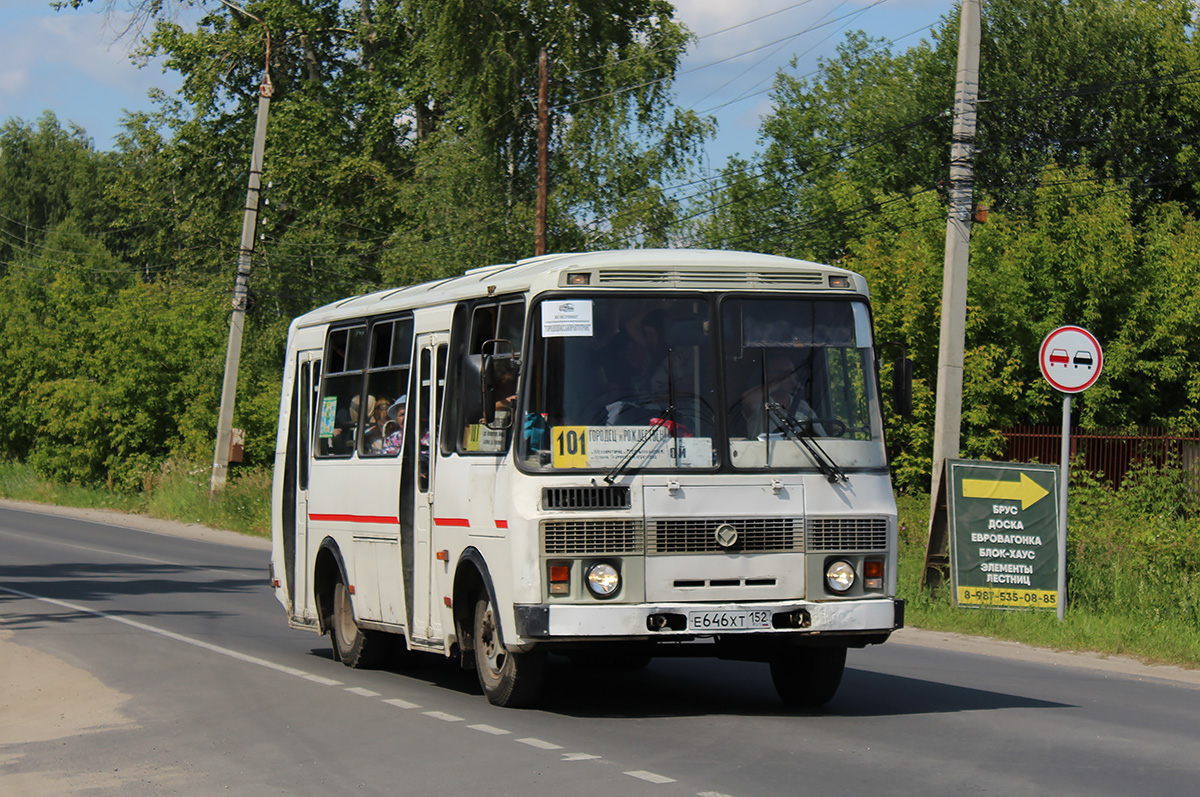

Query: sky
<box><xmin>0</xmin><ymin>0</ymin><xmax>949</xmax><ymax>168</ymax></box>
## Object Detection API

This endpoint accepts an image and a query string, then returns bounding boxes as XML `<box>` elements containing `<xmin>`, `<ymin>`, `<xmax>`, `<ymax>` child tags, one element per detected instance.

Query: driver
<box><xmin>739</xmin><ymin>350</ymin><xmax>818</xmax><ymax>438</ymax></box>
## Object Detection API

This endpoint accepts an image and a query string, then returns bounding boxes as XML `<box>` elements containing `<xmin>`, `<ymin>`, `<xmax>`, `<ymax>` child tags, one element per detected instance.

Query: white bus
<box><xmin>270</xmin><ymin>249</ymin><xmax>908</xmax><ymax>707</ymax></box>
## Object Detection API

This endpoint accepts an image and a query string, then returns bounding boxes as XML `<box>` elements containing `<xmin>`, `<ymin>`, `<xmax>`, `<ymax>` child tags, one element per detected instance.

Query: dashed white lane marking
<box><xmin>0</xmin><ymin>584</ymin><xmax>734</xmax><ymax>795</ymax></box>
<box><xmin>383</xmin><ymin>698</ymin><xmax>421</xmax><ymax>709</ymax></box>
<box><xmin>468</xmin><ymin>724</ymin><xmax>511</xmax><ymax>735</ymax></box>
<box><xmin>698</xmin><ymin>792</ymin><xmax>737</xmax><ymax>797</ymax></box>
<box><xmin>424</xmin><ymin>711</ymin><xmax>464</xmax><ymax>722</ymax></box>
<box><xmin>0</xmin><ymin>585</ymin><xmax>343</xmax><ymax>687</ymax></box>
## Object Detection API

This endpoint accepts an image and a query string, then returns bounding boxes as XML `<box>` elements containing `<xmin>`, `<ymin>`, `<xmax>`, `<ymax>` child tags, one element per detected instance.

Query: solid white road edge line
<box><xmin>0</xmin><ymin>584</ymin><xmax>343</xmax><ymax>687</ymax></box>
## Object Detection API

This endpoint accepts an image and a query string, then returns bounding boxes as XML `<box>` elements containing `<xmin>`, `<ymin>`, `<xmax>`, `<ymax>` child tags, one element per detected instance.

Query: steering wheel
<box><xmin>772</xmin><ymin>417</ymin><xmax>846</xmax><ymax>438</ymax></box>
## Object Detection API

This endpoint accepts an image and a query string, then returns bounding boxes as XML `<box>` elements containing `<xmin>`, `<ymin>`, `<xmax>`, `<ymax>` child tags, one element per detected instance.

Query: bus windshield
<box><xmin>518</xmin><ymin>294</ymin><xmax>886</xmax><ymax>473</ymax></box>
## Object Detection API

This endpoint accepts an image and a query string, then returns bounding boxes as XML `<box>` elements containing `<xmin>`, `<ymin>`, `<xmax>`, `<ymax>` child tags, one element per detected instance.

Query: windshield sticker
<box><xmin>542</xmin><ymin>300</ymin><xmax>594</xmax><ymax>337</ymax></box>
<box><xmin>319</xmin><ymin>396</ymin><xmax>338</xmax><ymax>439</ymax></box>
<box><xmin>550</xmin><ymin>425</ymin><xmax>713</xmax><ymax>469</ymax></box>
<box><xmin>464</xmin><ymin>412</ymin><xmax>510</xmax><ymax>453</ymax></box>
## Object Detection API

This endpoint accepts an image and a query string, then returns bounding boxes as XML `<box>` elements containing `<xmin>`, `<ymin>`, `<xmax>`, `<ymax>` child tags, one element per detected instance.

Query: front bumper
<box><xmin>515</xmin><ymin>597</ymin><xmax>903</xmax><ymax>641</ymax></box>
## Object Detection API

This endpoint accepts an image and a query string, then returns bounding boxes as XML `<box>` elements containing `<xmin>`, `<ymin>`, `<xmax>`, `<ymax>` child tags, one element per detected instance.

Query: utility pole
<box><xmin>535</xmin><ymin>47</ymin><xmax>549</xmax><ymax>256</ymax></box>
<box><xmin>210</xmin><ymin>74</ymin><xmax>273</xmax><ymax>496</ymax></box>
<box><xmin>924</xmin><ymin>0</ymin><xmax>980</xmax><ymax>586</ymax></box>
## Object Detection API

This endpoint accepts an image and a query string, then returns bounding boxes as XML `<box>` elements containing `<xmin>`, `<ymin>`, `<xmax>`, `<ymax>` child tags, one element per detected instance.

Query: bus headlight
<box><xmin>825</xmin><ymin>560</ymin><xmax>856</xmax><ymax>593</ymax></box>
<box><xmin>585</xmin><ymin>562</ymin><xmax>620</xmax><ymax>598</ymax></box>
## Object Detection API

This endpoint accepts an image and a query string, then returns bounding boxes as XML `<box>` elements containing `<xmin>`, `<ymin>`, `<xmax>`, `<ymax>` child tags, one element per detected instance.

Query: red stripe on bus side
<box><xmin>435</xmin><ymin>517</ymin><xmax>471</xmax><ymax>528</ymax></box>
<box><xmin>495</xmin><ymin>519</ymin><xmax>508</xmax><ymax>529</ymax></box>
<box><xmin>309</xmin><ymin>513</ymin><xmax>399</xmax><ymax>525</ymax></box>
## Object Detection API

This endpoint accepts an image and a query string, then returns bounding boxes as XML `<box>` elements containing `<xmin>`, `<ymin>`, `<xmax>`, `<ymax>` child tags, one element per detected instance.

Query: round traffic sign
<box><xmin>1039</xmin><ymin>325</ymin><xmax>1102</xmax><ymax>393</ymax></box>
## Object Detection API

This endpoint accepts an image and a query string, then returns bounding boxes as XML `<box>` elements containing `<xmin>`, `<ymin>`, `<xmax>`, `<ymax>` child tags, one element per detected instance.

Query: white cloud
<box><xmin>0</xmin><ymin>67</ymin><xmax>29</xmax><ymax>96</ymax></box>
<box><xmin>0</xmin><ymin>4</ymin><xmax>176</xmax><ymax>146</ymax></box>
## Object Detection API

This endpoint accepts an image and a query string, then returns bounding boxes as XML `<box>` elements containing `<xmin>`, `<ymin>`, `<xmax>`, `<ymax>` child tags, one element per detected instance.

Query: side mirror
<box><xmin>480</xmin><ymin>339</ymin><xmax>516</xmax><ymax>429</ymax></box>
<box><xmin>461</xmin><ymin>354</ymin><xmax>485</xmax><ymax>427</ymax></box>
<box><xmin>879</xmin><ymin>341</ymin><xmax>913</xmax><ymax>419</ymax></box>
<box><xmin>481</xmin><ymin>354</ymin><xmax>497</xmax><ymax>425</ymax></box>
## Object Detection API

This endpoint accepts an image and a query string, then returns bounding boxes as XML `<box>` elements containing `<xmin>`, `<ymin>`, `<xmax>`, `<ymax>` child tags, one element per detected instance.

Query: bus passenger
<box><xmin>381</xmin><ymin>396</ymin><xmax>406</xmax><ymax>455</ymax></box>
<box><xmin>365</xmin><ymin>395</ymin><xmax>389</xmax><ymax>453</ymax></box>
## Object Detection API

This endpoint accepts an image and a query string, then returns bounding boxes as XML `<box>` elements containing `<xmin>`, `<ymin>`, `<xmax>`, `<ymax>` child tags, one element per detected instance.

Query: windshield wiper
<box><xmin>602</xmin><ymin>409</ymin><xmax>673</xmax><ymax>484</ymax></box>
<box><xmin>766</xmin><ymin>401</ymin><xmax>847</xmax><ymax>483</ymax></box>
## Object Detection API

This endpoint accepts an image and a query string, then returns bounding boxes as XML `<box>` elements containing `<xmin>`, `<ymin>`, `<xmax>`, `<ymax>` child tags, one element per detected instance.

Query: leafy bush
<box><xmin>1069</xmin><ymin>458</ymin><xmax>1200</xmax><ymax>627</ymax></box>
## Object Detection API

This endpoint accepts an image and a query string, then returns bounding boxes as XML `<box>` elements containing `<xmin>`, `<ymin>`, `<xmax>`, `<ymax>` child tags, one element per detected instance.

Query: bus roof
<box><xmin>292</xmin><ymin>248</ymin><xmax>863</xmax><ymax>328</ymax></box>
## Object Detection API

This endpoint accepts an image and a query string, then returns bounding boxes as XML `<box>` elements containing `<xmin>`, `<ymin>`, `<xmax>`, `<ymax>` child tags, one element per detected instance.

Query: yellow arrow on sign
<box><xmin>961</xmin><ymin>472</ymin><xmax>1050</xmax><ymax>509</ymax></box>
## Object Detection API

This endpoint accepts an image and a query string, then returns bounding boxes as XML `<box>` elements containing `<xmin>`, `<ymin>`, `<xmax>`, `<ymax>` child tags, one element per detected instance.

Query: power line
<box><xmin>552</xmin><ymin>0</ymin><xmax>893</xmax><ymax>113</ymax></box>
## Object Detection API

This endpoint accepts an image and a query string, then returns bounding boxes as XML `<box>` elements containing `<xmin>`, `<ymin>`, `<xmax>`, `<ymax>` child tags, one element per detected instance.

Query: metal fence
<box><xmin>1000</xmin><ymin>426</ymin><xmax>1200</xmax><ymax>489</ymax></box>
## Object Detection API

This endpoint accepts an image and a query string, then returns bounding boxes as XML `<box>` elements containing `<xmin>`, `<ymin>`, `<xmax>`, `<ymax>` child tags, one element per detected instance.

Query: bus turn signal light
<box><xmin>864</xmin><ymin>559</ymin><xmax>883</xmax><ymax>590</ymax></box>
<box><xmin>548</xmin><ymin>563</ymin><xmax>571</xmax><ymax>595</ymax></box>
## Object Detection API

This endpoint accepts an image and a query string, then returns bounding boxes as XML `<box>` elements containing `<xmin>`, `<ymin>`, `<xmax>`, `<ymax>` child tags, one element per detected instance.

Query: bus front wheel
<box><xmin>769</xmin><ymin>646</ymin><xmax>847</xmax><ymax>707</ymax></box>
<box><xmin>331</xmin><ymin>581</ymin><xmax>384</xmax><ymax>669</ymax></box>
<box><xmin>473</xmin><ymin>597</ymin><xmax>546</xmax><ymax>707</ymax></box>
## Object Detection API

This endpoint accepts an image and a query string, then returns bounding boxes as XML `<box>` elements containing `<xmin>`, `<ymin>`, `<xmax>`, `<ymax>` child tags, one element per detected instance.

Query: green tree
<box><xmin>0</xmin><ymin>113</ymin><xmax>118</xmax><ymax>268</ymax></box>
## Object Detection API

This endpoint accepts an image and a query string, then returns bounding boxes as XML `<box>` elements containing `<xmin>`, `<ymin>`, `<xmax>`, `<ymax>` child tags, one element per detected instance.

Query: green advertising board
<box><xmin>947</xmin><ymin>460</ymin><xmax>1061</xmax><ymax>610</ymax></box>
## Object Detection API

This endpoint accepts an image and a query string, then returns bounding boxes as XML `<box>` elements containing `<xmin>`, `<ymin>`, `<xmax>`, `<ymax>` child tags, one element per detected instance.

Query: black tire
<box><xmin>330</xmin><ymin>581</ymin><xmax>386</xmax><ymax>669</ymax></box>
<box><xmin>769</xmin><ymin>646</ymin><xmax>847</xmax><ymax>707</ymax></box>
<box><xmin>473</xmin><ymin>597</ymin><xmax>546</xmax><ymax>707</ymax></box>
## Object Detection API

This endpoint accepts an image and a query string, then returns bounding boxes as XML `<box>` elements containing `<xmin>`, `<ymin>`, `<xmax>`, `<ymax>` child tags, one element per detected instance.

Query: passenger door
<box><xmin>408</xmin><ymin>335</ymin><xmax>448</xmax><ymax>644</ymax></box>
<box><xmin>291</xmin><ymin>352</ymin><xmax>318</xmax><ymax>621</ymax></box>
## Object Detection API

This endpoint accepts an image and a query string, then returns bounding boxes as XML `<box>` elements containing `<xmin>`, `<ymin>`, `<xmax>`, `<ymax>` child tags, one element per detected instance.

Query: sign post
<box><xmin>1038</xmin><ymin>325</ymin><xmax>1103</xmax><ymax>621</ymax></box>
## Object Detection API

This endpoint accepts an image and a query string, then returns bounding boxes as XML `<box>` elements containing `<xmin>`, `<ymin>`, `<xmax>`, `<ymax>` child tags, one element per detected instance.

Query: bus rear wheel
<box><xmin>331</xmin><ymin>581</ymin><xmax>385</xmax><ymax>669</ymax></box>
<box><xmin>769</xmin><ymin>646</ymin><xmax>847</xmax><ymax>708</ymax></box>
<box><xmin>473</xmin><ymin>597</ymin><xmax>545</xmax><ymax>708</ymax></box>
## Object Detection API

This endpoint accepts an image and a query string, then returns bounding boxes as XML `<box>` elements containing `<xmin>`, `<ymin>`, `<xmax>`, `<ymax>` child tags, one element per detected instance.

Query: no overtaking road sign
<box><xmin>1039</xmin><ymin>325</ymin><xmax>1103</xmax><ymax>393</ymax></box>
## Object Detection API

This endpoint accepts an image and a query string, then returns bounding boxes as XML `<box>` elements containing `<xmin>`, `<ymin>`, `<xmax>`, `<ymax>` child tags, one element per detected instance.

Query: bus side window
<box><xmin>362</xmin><ymin>316</ymin><xmax>414</xmax><ymax>457</ymax></box>
<box><xmin>298</xmin><ymin>361</ymin><xmax>311</xmax><ymax>489</ymax></box>
<box><xmin>316</xmin><ymin>325</ymin><xmax>367</xmax><ymax>458</ymax></box>
<box><xmin>418</xmin><ymin>348</ymin><xmax>432</xmax><ymax>492</ymax></box>
<box><xmin>454</xmin><ymin>298</ymin><xmax>524</xmax><ymax>455</ymax></box>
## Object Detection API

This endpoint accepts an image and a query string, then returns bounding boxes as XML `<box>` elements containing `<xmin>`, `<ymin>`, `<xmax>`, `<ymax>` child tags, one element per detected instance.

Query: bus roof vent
<box><xmin>543</xmin><ymin>485</ymin><xmax>632</xmax><ymax>511</ymax></box>
<box><xmin>595</xmin><ymin>269</ymin><xmax>825</xmax><ymax>287</ymax></box>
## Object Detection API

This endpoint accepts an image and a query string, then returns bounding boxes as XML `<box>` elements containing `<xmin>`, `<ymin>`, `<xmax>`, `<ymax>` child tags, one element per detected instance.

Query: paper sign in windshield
<box><xmin>541</xmin><ymin>300</ymin><xmax>594</xmax><ymax>337</ymax></box>
<box><xmin>550</xmin><ymin>425</ymin><xmax>712</xmax><ymax>469</ymax></box>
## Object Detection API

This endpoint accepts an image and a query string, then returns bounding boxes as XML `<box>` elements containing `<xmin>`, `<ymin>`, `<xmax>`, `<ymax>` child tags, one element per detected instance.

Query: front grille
<box><xmin>647</xmin><ymin>517</ymin><xmax>801</xmax><ymax>554</ymax></box>
<box><xmin>807</xmin><ymin>518</ymin><xmax>888</xmax><ymax>551</ymax></box>
<box><xmin>542</xmin><ymin>519</ymin><xmax>643</xmax><ymax>555</ymax></box>
<box><xmin>542</xmin><ymin>485</ymin><xmax>631</xmax><ymax>510</ymax></box>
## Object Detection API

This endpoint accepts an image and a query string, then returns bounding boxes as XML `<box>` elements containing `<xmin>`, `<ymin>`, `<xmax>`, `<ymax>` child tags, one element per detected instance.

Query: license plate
<box><xmin>687</xmin><ymin>609</ymin><xmax>772</xmax><ymax>631</ymax></box>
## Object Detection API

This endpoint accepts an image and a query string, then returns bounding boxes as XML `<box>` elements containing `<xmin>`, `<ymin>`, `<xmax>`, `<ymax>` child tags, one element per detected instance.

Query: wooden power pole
<box><xmin>210</xmin><ymin>74</ymin><xmax>273</xmax><ymax>496</ymax></box>
<box><xmin>535</xmin><ymin>47</ymin><xmax>549</xmax><ymax>256</ymax></box>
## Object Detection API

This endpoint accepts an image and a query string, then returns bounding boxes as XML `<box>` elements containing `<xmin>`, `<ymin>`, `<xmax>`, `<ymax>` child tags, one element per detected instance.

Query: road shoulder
<box><xmin>0</xmin><ymin>498</ymin><xmax>269</xmax><ymax>551</ymax></box>
<box><xmin>891</xmin><ymin>626</ymin><xmax>1200</xmax><ymax>688</ymax></box>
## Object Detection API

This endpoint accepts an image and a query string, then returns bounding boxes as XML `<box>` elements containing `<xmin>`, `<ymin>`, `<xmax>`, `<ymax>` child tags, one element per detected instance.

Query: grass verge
<box><xmin>0</xmin><ymin>460</ymin><xmax>270</xmax><ymax>539</ymax></box>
